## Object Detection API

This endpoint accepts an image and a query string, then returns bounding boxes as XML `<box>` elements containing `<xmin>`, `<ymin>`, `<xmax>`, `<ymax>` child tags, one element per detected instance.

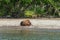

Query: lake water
<box><xmin>0</xmin><ymin>28</ymin><xmax>60</xmax><ymax>40</ymax></box>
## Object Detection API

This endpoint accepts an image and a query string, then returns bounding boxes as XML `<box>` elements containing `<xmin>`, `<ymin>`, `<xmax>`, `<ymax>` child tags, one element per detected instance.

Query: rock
<box><xmin>20</xmin><ymin>19</ymin><xmax>31</xmax><ymax>26</ymax></box>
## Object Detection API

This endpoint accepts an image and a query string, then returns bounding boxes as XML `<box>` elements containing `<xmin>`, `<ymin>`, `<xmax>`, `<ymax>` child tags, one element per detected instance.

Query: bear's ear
<box><xmin>20</xmin><ymin>21</ymin><xmax>26</xmax><ymax>26</ymax></box>
<box><xmin>20</xmin><ymin>21</ymin><xmax>24</xmax><ymax>26</ymax></box>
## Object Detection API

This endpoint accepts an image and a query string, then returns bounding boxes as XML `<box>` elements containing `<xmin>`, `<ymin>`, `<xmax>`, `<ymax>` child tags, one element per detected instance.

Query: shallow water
<box><xmin>0</xmin><ymin>28</ymin><xmax>60</xmax><ymax>40</ymax></box>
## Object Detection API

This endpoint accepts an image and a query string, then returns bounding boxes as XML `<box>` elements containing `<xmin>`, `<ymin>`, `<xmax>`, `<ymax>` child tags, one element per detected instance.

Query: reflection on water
<box><xmin>0</xmin><ymin>27</ymin><xmax>60</xmax><ymax>40</ymax></box>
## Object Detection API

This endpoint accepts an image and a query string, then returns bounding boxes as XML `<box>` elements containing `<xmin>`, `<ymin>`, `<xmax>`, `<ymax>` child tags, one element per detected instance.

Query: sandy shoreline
<box><xmin>0</xmin><ymin>19</ymin><xmax>59</xmax><ymax>29</ymax></box>
<box><xmin>0</xmin><ymin>19</ymin><xmax>60</xmax><ymax>25</ymax></box>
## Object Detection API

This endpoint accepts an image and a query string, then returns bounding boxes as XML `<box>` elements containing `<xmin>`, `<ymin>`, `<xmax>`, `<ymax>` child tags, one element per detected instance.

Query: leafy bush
<box><xmin>25</xmin><ymin>10</ymin><xmax>35</xmax><ymax>17</ymax></box>
<box><xmin>0</xmin><ymin>0</ymin><xmax>60</xmax><ymax>18</ymax></box>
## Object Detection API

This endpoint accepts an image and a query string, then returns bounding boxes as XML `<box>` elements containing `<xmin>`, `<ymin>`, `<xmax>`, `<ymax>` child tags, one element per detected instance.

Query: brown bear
<box><xmin>20</xmin><ymin>19</ymin><xmax>31</xmax><ymax>26</ymax></box>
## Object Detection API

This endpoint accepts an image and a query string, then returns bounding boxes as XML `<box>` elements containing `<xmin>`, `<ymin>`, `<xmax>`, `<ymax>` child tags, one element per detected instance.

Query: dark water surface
<box><xmin>0</xmin><ymin>27</ymin><xmax>60</xmax><ymax>40</ymax></box>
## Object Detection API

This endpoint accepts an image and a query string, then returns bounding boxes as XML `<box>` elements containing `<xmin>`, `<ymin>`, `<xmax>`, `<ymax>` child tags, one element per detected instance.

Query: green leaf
<box><xmin>4</xmin><ymin>0</ymin><xmax>10</xmax><ymax>4</ymax></box>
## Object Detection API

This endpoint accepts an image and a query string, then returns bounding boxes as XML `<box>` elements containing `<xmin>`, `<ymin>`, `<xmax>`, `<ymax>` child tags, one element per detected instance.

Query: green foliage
<box><xmin>0</xmin><ymin>0</ymin><xmax>60</xmax><ymax>18</ymax></box>
<box><xmin>22</xmin><ymin>0</ymin><xmax>32</xmax><ymax>3</ymax></box>
<box><xmin>25</xmin><ymin>10</ymin><xmax>35</xmax><ymax>17</ymax></box>
<box><xmin>5</xmin><ymin>0</ymin><xmax>10</xmax><ymax>3</ymax></box>
<box><xmin>36</xmin><ymin>6</ymin><xmax>45</xmax><ymax>15</ymax></box>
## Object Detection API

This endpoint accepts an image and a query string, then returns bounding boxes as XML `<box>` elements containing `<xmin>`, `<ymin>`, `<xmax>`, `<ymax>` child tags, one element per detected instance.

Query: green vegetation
<box><xmin>0</xmin><ymin>0</ymin><xmax>60</xmax><ymax>18</ymax></box>
<box><xmin>25</xmin><ymin>10</ymin><xmax>35</xmax><ymax>17</ymax></box>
